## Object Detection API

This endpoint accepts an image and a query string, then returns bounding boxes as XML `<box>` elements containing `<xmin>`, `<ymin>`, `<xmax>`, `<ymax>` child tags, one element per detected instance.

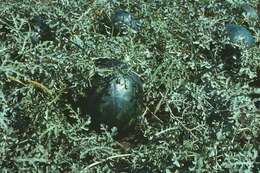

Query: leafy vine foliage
<box><xmin>0</xmin><ymin>0</ymin><xmax>259</xmax><ymax>172</ymax></box>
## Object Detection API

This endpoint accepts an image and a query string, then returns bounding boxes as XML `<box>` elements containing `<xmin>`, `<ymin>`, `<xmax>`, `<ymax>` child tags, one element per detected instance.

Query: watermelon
<box><xmin>111</xmin><ymin>10</ymin><xmax>141</xmax><ymax>34</ymax></box>
<box><xmin>225</xmin><ymin>24</ymin><xmax>255</xmax><ymax>47</ymax></box>
<box><xmin>85</xmin><ymin>58</ymin><xmax>143</xmax><ymax>131</ymax></box>
<box><xmin>30</xmin><ymin>15</ymin><xmax>55</xmax><ymax>44</ymax></box>
<box><xmin>241</xmin><ymin>4</ymin><xmax>258</xmax><ymax>19</ymax></box>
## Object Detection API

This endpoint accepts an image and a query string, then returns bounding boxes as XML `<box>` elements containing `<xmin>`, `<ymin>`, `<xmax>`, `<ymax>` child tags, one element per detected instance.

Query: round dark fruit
<box><xmin>86</xmin><ymin>59</ymin><xmax>143</xmax><ymax>131</ymax></box>
<box><xmin>30</xmin><ymin>15</ymin><xmax>55</xmax><ymax>44</ymax></box>
<box><xmin>224</xmin><ymin>24</ymin><xmax>255</xmax><ymax>47</ymax></box>
<box><xmin>255</xmin><ymin>100</ymin><xmax>260</xmax><ymax>110</ymax></box>
<box><xmin>111</xmin><ymin>10</ymin><xmax>141</xmax><ymax>34</ymax></box>
<box><xmin>241</xmin><ymin>4</ymin><xmax>258</xmax><ymax>19</ymax></box>
<box><xmin>221</xmin><ymin>24</ymin><xmax>255</xmax><ymax>72</ymax></box>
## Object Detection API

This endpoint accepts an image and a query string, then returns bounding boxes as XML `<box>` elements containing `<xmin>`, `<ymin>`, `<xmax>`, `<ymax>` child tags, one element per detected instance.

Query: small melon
<box><xmin>85</xmin><ymin>58</ymin><xmax>144</xmax><ymax>131</ymax></box>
